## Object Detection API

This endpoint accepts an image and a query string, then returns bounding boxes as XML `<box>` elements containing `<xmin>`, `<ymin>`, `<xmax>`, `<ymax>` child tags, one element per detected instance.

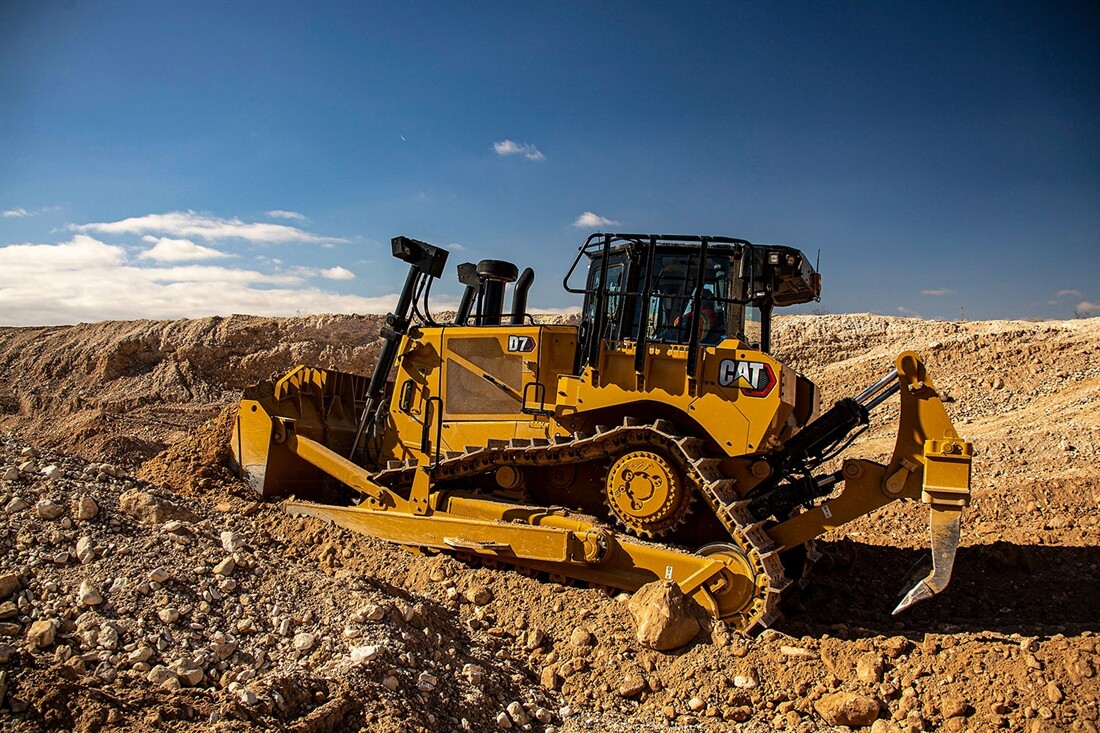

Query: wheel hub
<box><xmin>605</xmin><ymin>450</ymin><xmax>691</xmax><ymax>537</ymax></box>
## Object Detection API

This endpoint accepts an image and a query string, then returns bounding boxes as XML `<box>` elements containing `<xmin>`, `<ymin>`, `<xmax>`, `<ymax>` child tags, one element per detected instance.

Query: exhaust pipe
<box><xmin>475</xmin><ymin>259</ymin><xmax>518</xmax><ymax>326</ymax></box>
<box><xmin>510</xmin><ymin>267</ymin><xmax>534</xmax><ymax>325</ymax></box>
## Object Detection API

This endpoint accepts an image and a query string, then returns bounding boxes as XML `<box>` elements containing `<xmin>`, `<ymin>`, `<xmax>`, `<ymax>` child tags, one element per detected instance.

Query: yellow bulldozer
<box><xmin>232</xmin><ymin>234</ymin><xmax>972</xmax><ymax>632</ymax></box>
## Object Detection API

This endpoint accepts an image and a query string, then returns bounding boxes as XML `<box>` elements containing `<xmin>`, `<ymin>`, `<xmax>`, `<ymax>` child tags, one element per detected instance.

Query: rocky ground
<box><xmin>1</xmin><ymin>312</ymin><xmax>1098</xmax><ymax>733</ymax></box>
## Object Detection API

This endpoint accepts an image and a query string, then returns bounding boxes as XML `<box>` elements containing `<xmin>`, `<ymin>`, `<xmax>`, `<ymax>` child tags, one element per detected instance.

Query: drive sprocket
<box><xmin>605</xmin><ymin>450</ymin><xmax>692</xmax><ymax>537</ymax></box>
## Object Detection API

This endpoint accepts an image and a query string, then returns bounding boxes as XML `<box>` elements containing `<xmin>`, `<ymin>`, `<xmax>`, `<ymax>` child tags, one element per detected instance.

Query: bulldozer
<box><xmin>232</xmin><ymin>234</ymin><xmax>972</xmax><ymax>632</ymax></box>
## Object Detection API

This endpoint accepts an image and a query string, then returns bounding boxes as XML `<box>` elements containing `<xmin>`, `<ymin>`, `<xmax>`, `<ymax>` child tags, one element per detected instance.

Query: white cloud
<box><xmin>138</xmin><ymin>237</ymin><xmax>232</xmax><ymax>263</ymax></box>
<box><xmin>1</xmin><ymin>234</ymin><xmax>125</xmax><ymax>269</ymax></box>
<box><xmin>492</xmin><ymin>139</ymin><xmax>545</xmax><ymax>161</ymax></box>
<box><xmin>1075</xmin><ymin>301</ymin><xmax>1100</xmax><ymax>316</ymax></box>
<box><xmin>319</xmin><ymin>266</ymin><xmax>355</xmax><ymax>281</ymax></box>
<box><xmin>266</xmin><ymin>209</ymin><xmax>307</xmax><ymax>222</ymax></box>
<box><xmin>572</xmin><ymin>211</ymin><xmax>619</xmax><ymax>229</ymax></box>
<box><xmin>2</xmin><ymin>206</ymin><xmax>59</xmax><ymax>218</ymax></box>
<box><xmin>0</xmin><ymin>235</ymin><xmax>420</xmax><ymax>326</ymax></box>
<box><xmin>448</xmin><ymin>242</ymin><xmax>466</xmax><ymax>252</ymax></box>
<box><xmin>897</xmin><ymin>307</ymin><xmax>923</xmax><ymax>318</ymax></box>
<box><xmin>921</xmin><ymin>288</ymin><xmax>956</xmax><ymax>296</ymax></box>
<box><xmin>72</xmin><ymin>210</ymin><xmax>345</xmax><ymax>245</ymax></box>
<box><xmin>1056</xmin><ymin>289</ymin><xmax>1083</xmax><ymax>298</ymax></box>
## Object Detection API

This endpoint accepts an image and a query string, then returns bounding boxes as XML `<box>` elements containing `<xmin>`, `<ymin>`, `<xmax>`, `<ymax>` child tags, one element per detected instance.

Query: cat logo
<box><xmin>507</xmin><ymin>335</ymin><xmax>536</xmax><ymax>353</ymax></box>
<box><xmin>717</xmin><ymin>359</ymin><xmax>776</xmax><ymax>398</ymax></box>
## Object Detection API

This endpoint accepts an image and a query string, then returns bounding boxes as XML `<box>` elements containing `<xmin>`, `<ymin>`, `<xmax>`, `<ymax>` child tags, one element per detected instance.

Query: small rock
<box><xmin>75</xmin><ymin>536</ymin><xmax>96</xmax><ymax>563</ymax></box>
<box><xmin>35</xmin><ymin>499</ymin><xmax>65</xmax><ymax>520</ymax></box>
<box><xmin>626</xmin><ymin>581</ymin><xmax>701</xmax><ymax>651</ymax></box>
<box><xmin>1045</xmin><ymin>682</ymin><xmax>1064</xmax><ymax>704</ymax></box>
<box><xmin>350</xmin><ymin>644</ymin><xmax>380</xmax><ymax>664</ymax></box>
<box><xmin>41</xmin><ymin>465</ymin><xmax>61</xmax><ymax>480</ymax></box>
<box><xmin>382</xmin><ymin>675</ymin><xmax>399</xmax><ymax>691</ymax></box>
<box><xmin>688</xmin><ymin>696</ymin><xmax>706</xmax><ymax>712</ymax></box>
<box><xmin>882</xmin><ymin>637</ymin><xmax>910</xmax><ymax>659</ymax></box>
<box><xmin>148</xmin><ymin>567</ymin><xmax>171</xmax><ymax>584</ymax></box>
<box><xmin>26</xmin><ymin>620</ymin><xmax>57</xmax><ymax>649</ymax></box>
<box><xmin>733</xmin><ymin>674</ymin><xmax>757</xmax><ymax>689</ymax></box>
<box><xmin>569</xmin><ymin>626</ymin><xmax>594</xmax><ymax>646</ymax></box>
<box><xmin>238</xmin><ymin>689</ymin><xmax>258</xmax><ymax>706</ymax></box>
<box><xmin>77</xmin><ymin>580</ymin><xmax>104</xmax><ymax>606</ymax></box>
<box><xmin>213</xmin><ymin>557</ymin><xmax>237</xmax><ymax>576</ymax></box>
<box><xmin>157</xmin><ymin>608</ymin><xmax>180</xmax><ymax>624</ymax></box>
<box><xmin>618</xmin><ymin>673</ymin><xmax>646</xmax><ymax>697</ymax></box>
<box><xmin>462</xmin><ymin>663</ymin><xmax>484</xmax><ymax>685</ymax></box>
<box><xmin>524</xmin><ymin>627</ymin><xmax>546</xmax><ymax>650</ymax></box>
<box><xmin>73</xmin><ymin>495</ymin><xmax>99</xmax><ymax>521</ymax></box>
<box><xmin>417</xmin><ymin>671</ymin><xmax>437</xmax><ymax>690</ymax></box>
<box><xmin>292</xmin><ymin>632</ymin><xmax>317</xmax><ymax>651</ymax></box>
<box><xmin>220</xmin><ymin>531</ymin><xmax>248</xmax><ymax>552</ymax></box>
<box><xmin>539</xmin><ymin>665</ymin><xmax>559</xmax><ymax>690</ymax></box>
<box><xmin>350</xmin><ymin>604</ymin><xmax>385</xmax><ymax>622</ymax></box>
<box><xmin>781</xmin><ymin>645</ymin><xmax>819</xmax><ymax>660</ymax></box>
<box><xmin>1</xmin><ymin>466</ymin><xmax>19</xmax><ymax>481</ymax></box>
<box><xmin>211</xmin><ymin>641</ymin><xmax>238</xmax><ymax>660</ymax></box>
<box><xmin>21</xmin><ymin>447</ymin><xmax>39</xmax><ymax>458</ymax></box>
<box><xmin>535</xmin><ymin>707</ymin><xmax>552</xmax><ymax>724</ymax></box>
<box><xmin>495</xmin><ymin>711</ymin><xmax>513</xmax><ymax>729</ymax></box>
<box><xmin>940</xmin><ymin>695</ymin><xmax>968</xmax><ymax>719</ymax></box>
<box><xmin>171</xmin><ymin>659</ymin><xmax>204</xmax><ymax>687</ymax></box>
<box><xmin>0</xmin><ymin>644</ymin><xmax>16</xmax><ymax>663</ymax></box>
<box><xmin>857</xmin><ymin>653</ymin><xmax>885</xmax><ymax>684</ymax></box>
<box><xmin>0</xmin><ymin>602</ymin><xmax>14</xmax><ymax>620</ymax></box>
<box><xmin>3</xmin><ymin>497</ymin><xmax>28</xmax><ymax>513</ymax></box>
<box><xmin>465</xmin><ymin>585</ymin><xmax>493</xmax><ymax>606</ymax></box>
<box><xmin>128</xmin><ymin>646</ymin><xmax>154</xmax><ymax>663</ymax></box>
<box><xmin>815</xmin><ymin>692</ymin><xmax>881</xmax><ymax>727</ymax></box>
<box><xmin>146</xmin><ymin>665</ymin><xmax>178</xmax><ymax>686</ymax></box>
<box><xmin>98</xmin><ymin>624</ymin><xmax>119</xmax><ymax>650</ymax></box>
<box><xmin>506</xmin><ymin>701</ymin><xmax>529</xmax><ymax>725</ymax></box>
<box><xmin>0</xmin><ymin>574</ymin><xmax>19</xmax><ymax>600</ymax></box>
<box><xmin>120</xmin><ymin>489</ymin><xmax>198</xmax><ymax>524</ymax></box>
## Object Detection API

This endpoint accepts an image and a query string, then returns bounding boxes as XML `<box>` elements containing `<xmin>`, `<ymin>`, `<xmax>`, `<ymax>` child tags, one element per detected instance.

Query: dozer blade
<box><xmin>285</xmin><ymin>496</ymin><xmax>776</xmax><ymax>630</ymax></box>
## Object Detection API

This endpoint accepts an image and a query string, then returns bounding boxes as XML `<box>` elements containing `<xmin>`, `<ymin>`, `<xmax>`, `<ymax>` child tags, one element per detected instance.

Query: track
<box><xmin>369</xmin><ymin>417</ymin><xmax>791</xmax><ymax>630</ymax></box>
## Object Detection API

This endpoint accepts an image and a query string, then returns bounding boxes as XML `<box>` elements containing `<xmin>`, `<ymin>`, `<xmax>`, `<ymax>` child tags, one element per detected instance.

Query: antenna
<box><xmin>815</xmin><ymin>249</ymin><xmax>822</xmax><ymax>302</ymax></box>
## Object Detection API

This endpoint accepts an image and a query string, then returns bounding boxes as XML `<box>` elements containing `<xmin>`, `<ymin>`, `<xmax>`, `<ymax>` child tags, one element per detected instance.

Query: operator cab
<box><xmin>565</xmin><ymin>234</ymin><xmax>819</xmax><ymax>369</ymax></box>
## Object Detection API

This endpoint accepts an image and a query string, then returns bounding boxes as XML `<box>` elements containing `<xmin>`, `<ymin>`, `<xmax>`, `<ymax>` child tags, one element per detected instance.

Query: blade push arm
<box><xmin>765</xmin><ymin>351</ymin><xmax>973</xmax><ymax>612</ymax></box>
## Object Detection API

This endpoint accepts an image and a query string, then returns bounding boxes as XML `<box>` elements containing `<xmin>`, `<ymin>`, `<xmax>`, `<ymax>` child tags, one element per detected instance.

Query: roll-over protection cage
<box><xmin>563</xmin><ymin>233</ymin><xmax>820</xmax><ymax>378</ymax></box>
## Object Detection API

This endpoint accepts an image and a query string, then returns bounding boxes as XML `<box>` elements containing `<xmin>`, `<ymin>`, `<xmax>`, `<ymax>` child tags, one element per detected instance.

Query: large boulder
<box><xmin>626</xmin><ymin>581</ymin><xmax>702</xmax><ymax>651</ymax></box>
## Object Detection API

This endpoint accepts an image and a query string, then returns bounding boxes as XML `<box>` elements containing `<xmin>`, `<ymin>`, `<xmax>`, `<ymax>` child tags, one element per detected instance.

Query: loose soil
<box><xmin>1</xmin><ymin>313</ymin><xmax>1097</xmax><ymax>733</ymax></box>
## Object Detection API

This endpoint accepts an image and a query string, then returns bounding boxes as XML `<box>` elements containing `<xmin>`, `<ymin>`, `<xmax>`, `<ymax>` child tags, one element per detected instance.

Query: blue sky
<box><xmin>1</xmin><ymin>0</ymin><xmax>1097</xmax><ymax>326</ymax></box>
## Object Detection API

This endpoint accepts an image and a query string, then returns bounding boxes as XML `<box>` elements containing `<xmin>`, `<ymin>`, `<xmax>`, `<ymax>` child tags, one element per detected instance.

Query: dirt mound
<box><xmin>0</xmin><ymin>314</ymin><xmax>384</xmax><ymax>466</ymax></box>
<box><xmin>1</xmin><ymin>313</ymin><xmax>1099</xmax><ymax>733</ymax></box>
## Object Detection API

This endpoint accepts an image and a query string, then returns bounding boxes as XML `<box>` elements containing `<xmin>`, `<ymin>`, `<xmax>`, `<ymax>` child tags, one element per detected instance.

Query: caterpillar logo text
<box><xmin>717</xmin><ymin>359</ymin><xmax>776</xmax><ymax>398</ymax></box>
<box><xmin>507</xmin><ymin>335</ymin><xmax>536</xmax><ymax>353</ymax></box>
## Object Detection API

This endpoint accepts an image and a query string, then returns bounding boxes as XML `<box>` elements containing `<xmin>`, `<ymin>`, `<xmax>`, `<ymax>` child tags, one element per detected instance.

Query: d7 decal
<box><xmin>717</xmin><ymin>359</ymin><xmax>776</xmax><ymax>397</ymax></box>
<box><xmin>507</xmin><ymin>335</ymin><xmax>536</xmax><ymax>353</ymax></box>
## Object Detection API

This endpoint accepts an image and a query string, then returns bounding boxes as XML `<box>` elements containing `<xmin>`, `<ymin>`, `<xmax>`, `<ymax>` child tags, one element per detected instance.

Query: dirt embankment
<box><xmin>0</xmin><ymin>313</ymin><xmax>1098</xmax><ymax>733</ymax></box>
